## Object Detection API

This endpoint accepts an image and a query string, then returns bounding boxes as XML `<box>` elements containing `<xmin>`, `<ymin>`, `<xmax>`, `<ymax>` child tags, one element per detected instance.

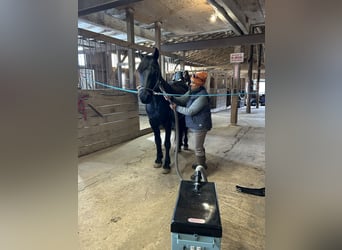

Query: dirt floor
<box><xmin>78</xmin><ymin>106</ymin><xmax>265</xmax><ymax>250</ymax></box>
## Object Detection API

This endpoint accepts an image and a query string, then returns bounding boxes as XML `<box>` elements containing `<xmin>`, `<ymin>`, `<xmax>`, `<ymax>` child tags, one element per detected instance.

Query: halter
<box><xmin>153</xmin><ymin>74</ymin><xmax>162</xmax><ymax>94</ymax></box>
<box><xmin>137</xmin><ymin>66</ymin><xmax>163</xmax><ymax>96</ymax></box>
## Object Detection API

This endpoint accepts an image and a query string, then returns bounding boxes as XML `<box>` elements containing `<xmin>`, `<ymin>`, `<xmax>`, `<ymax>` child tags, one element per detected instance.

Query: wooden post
<box><xmin>226</xmin><ymin>73</ymin><xmax>230</xmax><ymax>107</ymax></box>
<box><xmin>230</xmin><ymin>46</ymin><xmax>241</xmax><ymax>125</ymax></box>
<box><xmin>213</xmin><ymin>72</ymin><xmax>217</xmax><ymax>108</ymax></box>
<box><xmin>180</xmin><ymin>51</ymin><xmax>185</xmax><ymax>71</ymax></box>
<box><xmin>246</xmin><ymin>43</ymin><xmax>254</xmax><ymax>113</ymax></box>
<box><xmin>126</xmin><ymin>8</ymin><xmax>136</xmax><ymax>89</ymax></box>
<box><xmin>154</xmin><ymin>21</ymin><xmax>166</xmax><ymax>79</ymax></box>
<box><xmin>105</xmin><ymin>44</ymin><xmax>113</xmax><ymax>85</ymax></box>
<box><xmin>116</xmin><ymin>49</ymin><xmax>123</xmax><ymax>88</ymax></box>
<box><xmin>230</xmin><ymin>65</ymin><xmax>239</xmax><ymax>125</ymax></box>
<box><xmin>256</xmin><ymin>44</ymin><xmax>263</xmax><ymax>108</ymax></box>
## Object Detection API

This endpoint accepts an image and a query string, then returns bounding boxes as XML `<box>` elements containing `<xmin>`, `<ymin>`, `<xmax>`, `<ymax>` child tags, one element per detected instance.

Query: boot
<box><xmin>198</xmin><ymin>155</ymin><xmax>208</xmax><ymax>169</ymax></box>
<box><xmin>192</xmin><ymin>155</ymin><xmax>207</xmax><ymax>169</ymax></box>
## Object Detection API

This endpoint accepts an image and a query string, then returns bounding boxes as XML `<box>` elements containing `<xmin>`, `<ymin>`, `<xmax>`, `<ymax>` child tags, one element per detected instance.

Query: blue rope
<box><xmin>94</xmin><ymin>81</ymin><xmax>259</xmax><ymax>97</ymax></box>
<box><xmin>95</xmin><ymin>81</ymin><xmax>138</xmax><ymax>94</ymax></box>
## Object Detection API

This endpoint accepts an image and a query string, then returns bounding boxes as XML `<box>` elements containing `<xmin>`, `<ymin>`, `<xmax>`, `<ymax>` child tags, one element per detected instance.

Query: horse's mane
<box><xmin>165</xmin><ymin>80</ymin><xmax>188</xmax><ymax>95</ymax></box>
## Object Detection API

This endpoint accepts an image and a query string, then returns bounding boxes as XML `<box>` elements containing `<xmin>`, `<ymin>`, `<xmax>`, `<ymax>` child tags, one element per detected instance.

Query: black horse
<box><xmin>137</xmin><ymin>48</ymin><xmax>188</xmax><ymax>173</ymax></box>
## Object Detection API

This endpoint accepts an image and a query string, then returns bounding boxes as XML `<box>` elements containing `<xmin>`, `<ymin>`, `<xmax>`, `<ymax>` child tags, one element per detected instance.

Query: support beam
<box><xmin>80</xmin><ymin>13</ymin><xmax>156</xmax><ymax>41</ymax></box>
<box><xmin>218</xmin><ymin>0</ymin><xmax>249</xmax><ymax>34</ymax></box>
<box><xmin>230</xmin><ymin>46</ymin><xmax>241</xmax><ymax>125</ymax></box>
<box><xmin>154</xmin><ymin>22</ymin><xmax>161</xmax><ymax>49</ymax></box>
<box><xmin>161</xmin><ymin>33</ymin><xmax>264</xmax><ymax>52</ymax></box>
<box><xmin>180</xmin><ymin>51</ymin><xmax>185</xmax><ymax>71</ymax></box>
<box><xmin>256</xmin><ymin>44</ymin><xmax>263</xmax><ymax>108</ymax></box>
<box><xmin>78</xmin><ymin>0</ymin><xmax>143</xmax><ymax>16</ymax></box>
<box><xmin>78</xmin><ymin>28</ymin><xmax>184</xmax><ymax>60</ymax></box>
<box><xmin>79</xmin><ymin>28</ymin><xmax>152</xmax><ymax>52</ymax></box>
<box><xmin>246</xmin><ymin>43</ymin><xmax>254</xmax><ymax>113</ymax></box>
<box><xmin>126</xmin><ymin>8</ymin><xmax>135</xmax><ymax>89</ymax></box>
<box><xmin>154</xmin><ymin>21</ymin><xmax>166</xmax><ymax>79</ymax></box>
<box><xmin>105</xmin><ymin>44</ymin><xmax>112</xmax><ymax>85</ymax></box>
<box><xmin>116</xmin><ymin>49</ymin><xmax>123</xmax><ymax>87</ymax></box>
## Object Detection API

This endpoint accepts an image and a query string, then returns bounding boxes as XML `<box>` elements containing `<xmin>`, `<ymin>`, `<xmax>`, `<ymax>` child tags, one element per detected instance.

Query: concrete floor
<box><xmin>78</xmin><ymin>106</ymin><xmax>265</xmax><ymax>250</ymax></box>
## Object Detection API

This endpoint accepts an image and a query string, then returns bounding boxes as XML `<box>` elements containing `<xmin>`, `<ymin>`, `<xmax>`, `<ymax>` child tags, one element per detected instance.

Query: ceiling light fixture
<box><xmin>207</xmin><ymin>0</ymin><xmax>244</xmax><ymax>35</ymax></box>
<box><xmin>210</xmin><ymin>13</ymin><xmax>217</xmax><ymax>23</ymax></box>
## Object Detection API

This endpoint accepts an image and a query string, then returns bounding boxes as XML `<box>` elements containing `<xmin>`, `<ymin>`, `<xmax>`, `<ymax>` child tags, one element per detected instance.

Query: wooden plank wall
<box><xmin>78</xmin><ymin>89</ymin><xmax>139</xmax><ymax>156</ymax></box>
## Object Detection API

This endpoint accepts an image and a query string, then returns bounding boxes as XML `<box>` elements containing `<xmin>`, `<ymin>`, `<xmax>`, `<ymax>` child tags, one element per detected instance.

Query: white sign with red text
<box><xmin>230</xmin><ymin>53</ymin><xmax>244</xmax><ymax>63</ymax></box>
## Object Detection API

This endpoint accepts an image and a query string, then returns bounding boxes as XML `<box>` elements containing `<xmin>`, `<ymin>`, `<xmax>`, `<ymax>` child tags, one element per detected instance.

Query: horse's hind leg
<box><xmin>151</xmin><ymin>125</ymin><xmax>163</xmax><ymax>168</ymax></box>
<box><xmin>183</xmin><ymin>127</ymin><xmax>189</xmax><ymax>150</ymax></box>
<box><xmin>177</xmin><ymin>123</ymin><xmax>183</xmax><ymax>152</ymax></box>
<box><xmin>178</xmin><ymin>116</ymin><xmax>187</xmax><ymax>150</ymax></box>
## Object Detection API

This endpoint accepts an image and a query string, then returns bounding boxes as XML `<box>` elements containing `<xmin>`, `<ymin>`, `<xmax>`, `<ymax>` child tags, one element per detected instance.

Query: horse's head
<box><xmin>137</xmin><ymin>48</ymin><xmax>160</xmax><ymax>104</ymax></box>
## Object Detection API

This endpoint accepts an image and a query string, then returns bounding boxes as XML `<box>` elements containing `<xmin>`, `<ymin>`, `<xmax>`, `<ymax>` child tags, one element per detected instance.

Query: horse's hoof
<box><xmin>183</xmin><ymin>145</ymin><xmax>189</xmax><ymax>150</ymax></box>
<box><xmin>162</xmin><ymin>168</ymin><xmax>171</xmax><ymax>174</ymax></box>
<box><xmin>174</xmin><ymin>147</ymin><xmax>181</xmax><ymax>153</ymax></box>
<box><xmin>153</xmin><ymin>163</ymin><xmax>162</xmax><ymax>168</ymax></box>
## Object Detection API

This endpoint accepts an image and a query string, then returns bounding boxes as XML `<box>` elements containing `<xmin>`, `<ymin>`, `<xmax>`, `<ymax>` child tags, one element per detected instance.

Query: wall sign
<box><xmin>230</xmin><ymin>53</ymin><xmax>244</xmax><ymax>63</ymax></box>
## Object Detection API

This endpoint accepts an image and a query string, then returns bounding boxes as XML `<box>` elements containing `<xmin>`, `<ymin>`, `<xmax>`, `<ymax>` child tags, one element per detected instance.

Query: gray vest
<box><xmin>185</xmin><ymin>88</ymin><xmax>212</xmax><ymax>131</ymax></box>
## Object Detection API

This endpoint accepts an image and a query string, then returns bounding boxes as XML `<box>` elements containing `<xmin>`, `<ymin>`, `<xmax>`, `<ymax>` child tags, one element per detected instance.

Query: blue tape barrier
<box><xmin>94</xmin><ymin>81</ymin><xmax>259</xmax><ymax>97</ymax></box>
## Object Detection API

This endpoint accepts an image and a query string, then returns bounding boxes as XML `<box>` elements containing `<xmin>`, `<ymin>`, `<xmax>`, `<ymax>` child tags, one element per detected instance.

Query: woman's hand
<box><xmin>169</xmin><ymin>103</ymin><xmax>177</xmax><ymax>110</ymax></box>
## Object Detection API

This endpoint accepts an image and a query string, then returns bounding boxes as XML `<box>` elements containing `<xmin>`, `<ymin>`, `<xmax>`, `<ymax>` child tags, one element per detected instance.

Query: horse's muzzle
<box><xmin>138</xmin><ymin>88</ymin><xmax>152</xmax><ymax>104</ymax></box>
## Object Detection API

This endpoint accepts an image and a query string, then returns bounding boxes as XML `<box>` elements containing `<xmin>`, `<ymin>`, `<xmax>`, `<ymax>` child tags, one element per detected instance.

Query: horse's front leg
<box><xmin>163</xmin><ymin>123</ymin><xmax>172</xmax><ymax>170</ymax></box>
<box><xmin>151</xmin><ymin>124</ymin><xmax>163</xmax><ymax>168</ymax></box>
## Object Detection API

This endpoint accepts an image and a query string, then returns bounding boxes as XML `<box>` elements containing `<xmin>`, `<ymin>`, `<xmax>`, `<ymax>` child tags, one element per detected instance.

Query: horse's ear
<box><xmin>138</xmin><ymin>50</ymin><xmax>143</xmax><ymax>60</ymax></box>
<box><xmin>153</xmin><ymin>48</ymin><xmax>159</xmax><ymax>60</ymax></box>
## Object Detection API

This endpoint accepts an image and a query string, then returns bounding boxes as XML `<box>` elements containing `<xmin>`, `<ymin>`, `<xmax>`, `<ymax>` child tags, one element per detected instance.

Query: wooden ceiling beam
<box><xmin>80</xmin><ymin>13</ymin><xmax>156</xmax><ymax>41</ymax></box>
<box><xmin>78</xmin><ymin>0</ymin><xmax>143</xmax><ymax>16</ymax></box>
<box><xmin>78</xmin><ymin>28</ymin><xmax>187</xmax><ymax>62</ymax></box>
<box><xmin>161</xmin><ymin>33</ymin><xmax>264</xmax><ymax>52</ymax></box>
<box><xmin>218</xmin><ymin>0</ymin><xmax>249</xmax><ymax>34</ymax></box>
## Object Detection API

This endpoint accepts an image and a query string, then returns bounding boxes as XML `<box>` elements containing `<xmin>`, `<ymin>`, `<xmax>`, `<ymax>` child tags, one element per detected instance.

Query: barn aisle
<box><xmin>78</xmin><ymin>106</ymin><xmax>265</xmax><ymax>250</ymax></box>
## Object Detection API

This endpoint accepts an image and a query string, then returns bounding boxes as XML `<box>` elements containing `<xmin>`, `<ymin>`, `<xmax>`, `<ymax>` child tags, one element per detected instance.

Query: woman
<box><xmin>167</xmin><ymin>71</ymin><xmax>212</xmax><ymax>169</ymax></box>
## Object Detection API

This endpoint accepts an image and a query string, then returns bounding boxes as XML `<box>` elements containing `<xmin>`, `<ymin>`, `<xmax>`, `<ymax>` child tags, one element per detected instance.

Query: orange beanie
<box><xmin>191</xmin><ymin>72</ymin><xmax>208</xmax><ymax>86</ymax></box>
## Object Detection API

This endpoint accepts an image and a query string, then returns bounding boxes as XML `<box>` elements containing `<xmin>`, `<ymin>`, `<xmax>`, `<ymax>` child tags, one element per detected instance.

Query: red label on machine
<box><xmin>188</xmin><ymin>218</ymin><xmax>205</xmax><ymax>224</ymax></box>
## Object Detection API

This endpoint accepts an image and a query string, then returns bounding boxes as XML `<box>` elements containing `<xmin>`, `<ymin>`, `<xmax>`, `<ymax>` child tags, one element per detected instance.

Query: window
<box><xmin>78</xmin><ymin>53</ymin><xmax>86</xmax><ymax>67</ymax></box>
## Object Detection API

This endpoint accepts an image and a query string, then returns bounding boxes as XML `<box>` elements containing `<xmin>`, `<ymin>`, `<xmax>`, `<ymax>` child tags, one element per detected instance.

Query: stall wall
<box><xmin>78</xmin><ymin>89</ymin><xmax>139</xmax><ymax>156</ymax></box>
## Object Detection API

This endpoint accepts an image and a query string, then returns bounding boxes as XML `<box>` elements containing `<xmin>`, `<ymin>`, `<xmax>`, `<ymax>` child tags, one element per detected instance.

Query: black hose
<box><xmin>158</xmin><ymin>84</ymin><xmax>183</xmax><ymax>180</ymax></box>
<box><xmin>172</xmin><ymin>109</ymin><xmax>183</xmax><ymax>180</ymax></box>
